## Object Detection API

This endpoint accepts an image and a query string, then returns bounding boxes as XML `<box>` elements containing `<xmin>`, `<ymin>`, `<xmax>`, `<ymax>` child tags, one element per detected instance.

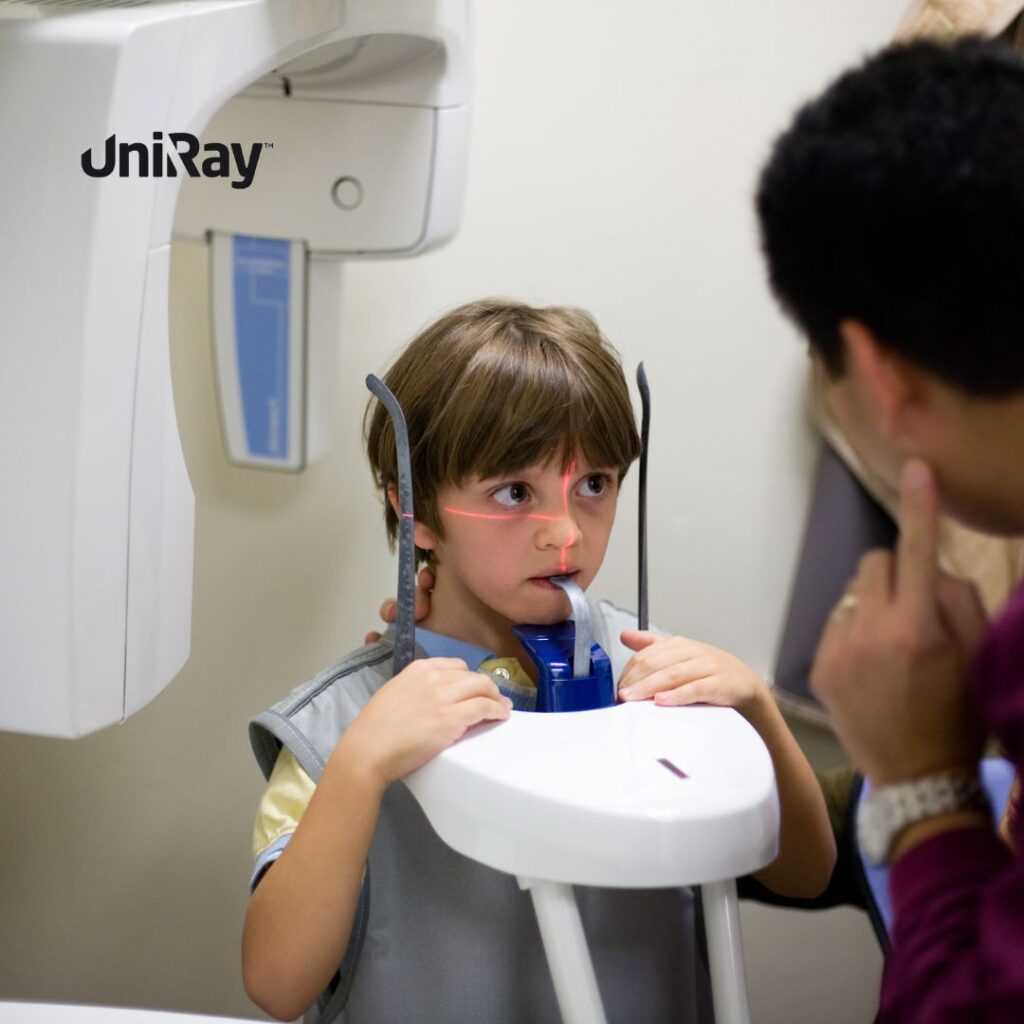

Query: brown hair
<box><xmin>364</xmin><ymin>298</ymin><xmax>641</xmax><ymax>561</ymax></box>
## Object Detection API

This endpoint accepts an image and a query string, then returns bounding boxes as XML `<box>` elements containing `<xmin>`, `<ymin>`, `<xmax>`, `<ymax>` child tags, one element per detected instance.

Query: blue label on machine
<box><xmin>232</xmin><ymin>235</ymin><xmax>291</xmax><ymax>459</ymax></box>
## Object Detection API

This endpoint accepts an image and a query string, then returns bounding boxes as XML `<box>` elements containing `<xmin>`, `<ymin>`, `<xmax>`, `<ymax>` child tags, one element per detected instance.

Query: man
<box><xmin>756</xmin><ymin>35</ymin><xmax>1024</xmax><ymax>1020</ymax></box>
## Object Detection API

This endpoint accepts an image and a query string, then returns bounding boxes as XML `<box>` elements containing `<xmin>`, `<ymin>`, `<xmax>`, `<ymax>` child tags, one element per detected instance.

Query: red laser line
<box><xmin>442</xmin><ymin>508</ymin><xmax>563</xmax><ymax>522</ymax></box>
<box><xmin>560</xmin><ymin>461</ymin><xmax>577</xmax><ymax>572</ymax></box>
<box><xmin>441</xmin><ymin>462</ymin><xmax>581</xmax><ymax>574</ymax></box>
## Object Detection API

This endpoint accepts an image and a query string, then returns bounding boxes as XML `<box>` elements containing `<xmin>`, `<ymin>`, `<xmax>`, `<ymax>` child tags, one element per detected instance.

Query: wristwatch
<box><xmin>858</xmin><ymin>771</ymin><xmax>990</xmax><ymax>866</ymax></box>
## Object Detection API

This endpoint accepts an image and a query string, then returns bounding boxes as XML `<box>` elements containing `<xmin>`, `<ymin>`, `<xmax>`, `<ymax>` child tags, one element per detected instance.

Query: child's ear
<box><xmin>386</xmin><ymin>486</ymin><xmax>439</xmax><ymax>552</ymax></box>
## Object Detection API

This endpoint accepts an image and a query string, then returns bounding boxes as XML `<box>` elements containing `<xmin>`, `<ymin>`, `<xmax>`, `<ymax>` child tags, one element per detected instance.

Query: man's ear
<box><xmin>839</xmin><ymin>319</ymin><xmax>927</xmax><ymax>440</ymax></box>
<box><xmin>386</xmin><ymin>485</ymin><xmax>439</xmax><ymax>552</ymax></box>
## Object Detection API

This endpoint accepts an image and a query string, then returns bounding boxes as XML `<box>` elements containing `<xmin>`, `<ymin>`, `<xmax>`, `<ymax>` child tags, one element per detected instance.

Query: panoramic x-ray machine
<box><xmin>0</xmin><ymin>2</ymin><xmax>777</xmax><ymax>1022</ymax></box>
<box><xmin>0</xmin><ymin>0</ymin><xmax>469</xmax><ymax>738</ymax></box>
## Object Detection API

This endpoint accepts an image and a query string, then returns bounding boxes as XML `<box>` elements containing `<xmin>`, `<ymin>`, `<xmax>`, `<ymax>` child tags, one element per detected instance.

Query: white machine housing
<box><xmin>407</xmin><ymin>700</ymin><xmax>779</xmax><ymax>888</ymax></box>
<box><xmin>0</xmin><ymin>0</ymin><xmax>469</xmax><ymax>737</ymax></box>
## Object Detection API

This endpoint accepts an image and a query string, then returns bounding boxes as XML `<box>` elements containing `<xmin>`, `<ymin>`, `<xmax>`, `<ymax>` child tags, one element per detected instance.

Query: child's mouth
<box><xmin>529</xmin><ymin>570</ymin><xmax>580</xmax><ymax>591</ymax></box>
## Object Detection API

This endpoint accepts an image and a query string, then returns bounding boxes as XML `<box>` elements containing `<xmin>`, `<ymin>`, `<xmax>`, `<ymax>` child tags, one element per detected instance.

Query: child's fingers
<box><xmin>455</xmin><ymin>695</ymin><xmax>513</xmax><ymax>727</ymax></box>
<box><xmin>436</xmin><ymin>671</ymin><xmax>506</xmax><ymax>705</ymax></box>
<box><xmin>618</xmin><ymin>638</ymin><xmax>706</xmax><ymax>690</ymax></box>
<box><xmin>418</xmin><ymin>657</ymin><xmax>470</xmax><ymax>672</ymax></box>
<box><xmin>364</xmin><ymin>630</ymin><xmax>383</xmax><ymax>645</ymax></box>
<box><xmin>619</xmin><ymin>629</ymin><xmax>661</xmax><ymax>652</ymax></box>
<box><xmin>435</xmin><ymin>697</ymin><xmax>512</xmax><ymax>749</ymax></box>
<box><xmin>653</xmin><ymin>680</ymin><xmax>716</xmax><ymax>707</ymax></box>
<box><xmin>620</xmin><ymin>662</ymin><xmax>682</xmax><ymax>698</ymax></box>
<box><xmin>620</xmin><ymin>658</ymin><xmax>718</xmax><ymax>701</ymax></box>
<box><xmin>390</xmin><ymin>657</ymin><xmax>468</xmax><ymax>687</ymax></box>
<box><xmin>379</xmin><ymin>598</ymin><xmax>398</xmax><ymax>624</ymax></box>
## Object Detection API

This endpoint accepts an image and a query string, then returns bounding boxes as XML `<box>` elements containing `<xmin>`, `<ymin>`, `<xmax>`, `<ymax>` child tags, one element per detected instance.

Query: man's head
<box><xmin>365</xmin><ymin>299</ymin><xmax>641</xmax><ymax>625</ymax></box>
<box><xmin>757</xmin><ymin>36</ymin><xmax>1024</xmax><ymax>533</ymax></box>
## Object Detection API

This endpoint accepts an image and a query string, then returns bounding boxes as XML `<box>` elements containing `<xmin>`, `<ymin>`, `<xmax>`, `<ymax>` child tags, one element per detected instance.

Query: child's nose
<box><xmin>536</xmin><ymin>510</ymin><xmax>581</xmax><ymax>552</ymax></box>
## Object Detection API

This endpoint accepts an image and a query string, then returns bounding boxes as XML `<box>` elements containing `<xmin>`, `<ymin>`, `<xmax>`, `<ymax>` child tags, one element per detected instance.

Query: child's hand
<box><xmin>337</xmin><ymin>657</ymin><xmax>511</xmax><ymax>790</ymax></box>
<box><xmin>617</xmin><ymin>630</ymin><xmax>768</xmax><ymax>717</ymax></box>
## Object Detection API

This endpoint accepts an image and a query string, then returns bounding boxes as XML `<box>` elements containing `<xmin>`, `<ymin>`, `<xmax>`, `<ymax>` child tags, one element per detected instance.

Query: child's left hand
<box><xmin>621</xmin><ymin>630</ymin><xmax>837</xmax><ymax>899</ymax></box>
<box><xmin>617</xmin><ymin>630</ymin><xmax>767</xmax><ymax>718</ymax></box>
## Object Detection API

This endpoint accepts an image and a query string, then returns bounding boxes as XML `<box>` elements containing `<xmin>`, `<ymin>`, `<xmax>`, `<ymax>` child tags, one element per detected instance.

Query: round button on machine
<box><xmin>331</xmin><ymin>176</ymin><xmax>364</xmax><ymax>210</ymax></box>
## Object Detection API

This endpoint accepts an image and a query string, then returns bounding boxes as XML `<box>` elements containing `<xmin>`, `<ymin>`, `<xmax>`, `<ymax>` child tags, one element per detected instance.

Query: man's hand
<box><xmin>618</xmin><ymin>632</ymin><xmax>768</xmax><ymax>718</ymax></box>
<box><xmin>364</xmin><ymin>568</ymin><xmax>436</xmax><ymax>645</ymax></box>
<box><xmin>335</xmin><ymin>657</ymin><xmax>511</xmax><ymax>791</ymax></box>
<box><xmin>810</xmin><ymin>459</ymin><xmax>988</xmax><ymax>786</ymax></box>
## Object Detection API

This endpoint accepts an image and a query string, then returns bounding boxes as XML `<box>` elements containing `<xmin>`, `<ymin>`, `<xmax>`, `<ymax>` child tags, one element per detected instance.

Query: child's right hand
<box><xmin>337</xmin><ymin>657</ymin><xmax>511</xmax><ymax>790</ymax></box>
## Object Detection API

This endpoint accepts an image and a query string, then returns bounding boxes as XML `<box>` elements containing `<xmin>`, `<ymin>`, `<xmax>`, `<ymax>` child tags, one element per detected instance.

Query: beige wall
<box><xmin>0</xmin><ymin>2</ymin><xmax>899</xmax><ymax>1020</ymax></box>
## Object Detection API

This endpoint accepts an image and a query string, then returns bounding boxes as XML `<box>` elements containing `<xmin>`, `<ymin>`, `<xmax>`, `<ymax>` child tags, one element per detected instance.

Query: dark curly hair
<box><xmin>757</xmin><ymin>36</ymin><xmax>1024</xmax><ymax>396</ymax></box>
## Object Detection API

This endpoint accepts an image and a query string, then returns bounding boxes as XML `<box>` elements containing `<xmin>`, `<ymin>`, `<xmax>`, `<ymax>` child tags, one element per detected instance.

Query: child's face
<box><xmin>419</xmin><ymin>455</ymin><xmax>620</xmax><ymax>627</ymax></box>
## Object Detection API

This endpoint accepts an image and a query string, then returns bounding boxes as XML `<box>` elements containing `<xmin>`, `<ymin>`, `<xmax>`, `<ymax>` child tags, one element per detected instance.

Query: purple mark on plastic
<box><xmin>657</xmin><ymin>757</ymin><xmax>688</xmax><ymax>780</ymax></box>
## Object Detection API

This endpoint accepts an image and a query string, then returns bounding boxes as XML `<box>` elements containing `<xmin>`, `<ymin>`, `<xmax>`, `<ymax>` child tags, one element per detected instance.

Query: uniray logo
<box><xmin>81</xmin><ymin>132</ymin><xmax>269</xmax><ymax>190</ymax></box>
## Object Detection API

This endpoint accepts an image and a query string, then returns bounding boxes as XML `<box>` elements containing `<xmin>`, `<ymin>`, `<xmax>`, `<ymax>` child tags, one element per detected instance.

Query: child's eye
<box><xmin>576</xmin><ymin>473</ymin><xmax>611</xmax><ymax>498</ymax></box>
<box><xmin>491</xmin><ymin>482</ymin><xmax>531</xmax><ymax>507</ymax></box>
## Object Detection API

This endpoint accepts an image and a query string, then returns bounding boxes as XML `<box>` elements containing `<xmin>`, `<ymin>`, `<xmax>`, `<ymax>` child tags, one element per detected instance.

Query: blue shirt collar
<box><xmin>414</xmin><ymin>627</ymin><xmax>495</xmax><ymax>671</ymax></box>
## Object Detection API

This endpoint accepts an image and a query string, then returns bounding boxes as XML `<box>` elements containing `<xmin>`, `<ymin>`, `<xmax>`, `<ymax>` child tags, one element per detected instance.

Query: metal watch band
<box><xmin>858</xmin><ymin>770</ymin><xmax>991</xmax><ymax>865</ymax></box>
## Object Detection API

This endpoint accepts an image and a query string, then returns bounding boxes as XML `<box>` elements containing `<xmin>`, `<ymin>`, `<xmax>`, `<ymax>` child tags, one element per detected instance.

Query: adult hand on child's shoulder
<box><xmin>363</xmin><ymin>568</ymin><xmax>436</xmax><ymax>645</ymax></box>
<box><xmin>617</xmin><ymin>631</ymin><xmax>767</xmax><ymax>717</ymax></box>
<box><xmin>336</xmin><ymin>656</ymin><xmax>511</xmax><ymax>791</ymax></box>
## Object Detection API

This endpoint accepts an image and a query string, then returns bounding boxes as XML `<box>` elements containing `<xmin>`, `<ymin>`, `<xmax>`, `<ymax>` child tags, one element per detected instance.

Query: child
<box><xmin>242</xmin><ymin>299</ymin><xmax>835</xmax><ymax>1024</ymax></box>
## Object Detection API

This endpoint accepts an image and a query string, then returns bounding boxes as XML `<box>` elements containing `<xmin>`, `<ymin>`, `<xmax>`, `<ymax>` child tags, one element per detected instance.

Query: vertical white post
<box><xmin>702</xmin><ymin>879</ymin><xmax>752</xmax><ymax>1024</ymax></box>
<box><xmin>518</xmin><ymin>877</ymin><xmax>608</xmax><ymax>1024</ymax></box>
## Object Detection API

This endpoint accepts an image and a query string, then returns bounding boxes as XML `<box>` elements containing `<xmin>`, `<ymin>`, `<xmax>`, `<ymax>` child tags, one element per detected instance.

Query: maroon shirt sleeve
<box><xmin>878</xmin><ymin>584</ymin><xmax>1024</xmax><ymax>1023</ymax></box>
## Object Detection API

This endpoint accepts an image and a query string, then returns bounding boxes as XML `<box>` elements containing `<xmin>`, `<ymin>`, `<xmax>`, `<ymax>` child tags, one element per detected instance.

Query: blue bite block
<box><xmin>512</xmin><ymin>621</ymin><xmax>615</xmax><ymax>713</ymax></box>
